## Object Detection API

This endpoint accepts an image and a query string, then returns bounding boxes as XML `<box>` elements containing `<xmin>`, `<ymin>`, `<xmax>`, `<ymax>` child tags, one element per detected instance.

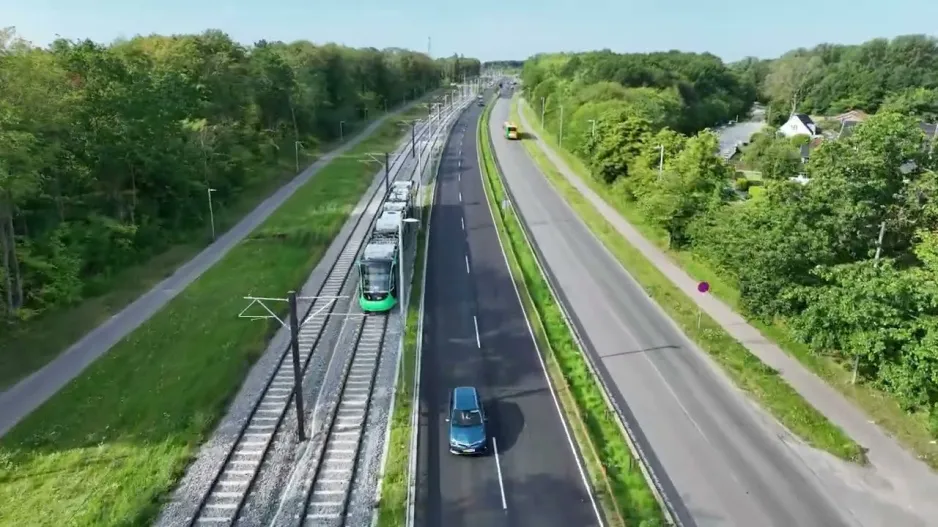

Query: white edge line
<box><xmin>492</xmin><ymin>437</ymin><xmax>508</xmax><ymax>510</ymax></box>
<box><xmin>473</xmin><ymin>315</ymin><xmax>481</xmax><ymax>349</ymax></box>
<box><xmin>476</xmin><ymin>100</ymin><xmax>605</xmax><ymax>526</ymax></box>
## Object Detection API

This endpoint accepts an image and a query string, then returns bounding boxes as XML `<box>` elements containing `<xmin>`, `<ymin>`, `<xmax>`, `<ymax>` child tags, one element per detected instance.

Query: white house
<box><xmin>779</xmin><ymin>113</ymin><xmax>819</xmax><ymax>138</ymax></box>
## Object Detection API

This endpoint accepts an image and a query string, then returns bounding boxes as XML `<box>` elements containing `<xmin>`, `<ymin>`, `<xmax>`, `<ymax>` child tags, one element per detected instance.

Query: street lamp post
<box><xmin>398</xmin><ymin>217</ymin><xmax>421</xmax><ymax>315</ymax></box>
<box><xmin>559</xmin><ymin>105</ymin><xmax>565</xmax><ymax>148</ymax></box>
<box><xmin>207</xmin><ymin>188</ymin><xmax>217</xmax><ymax>241</ymax></box>
<box><xmin>852</xmin><ymin>221</ymin><xmax>887</xmax><ymax>384</ymax></box>
<box><xmin>656</xmin><ymin>145</ymin><xmax>665</xmax><ymax>181</ymax></box>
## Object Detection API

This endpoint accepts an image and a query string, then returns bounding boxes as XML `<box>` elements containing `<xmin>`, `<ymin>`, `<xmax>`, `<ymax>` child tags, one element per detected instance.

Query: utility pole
<box><xmin>541</xmin><ymin>97</ymin><xmax>546</xmax><ymax>127</ymax></box>
<box><xmin>559</xmin><ymin>105</ymin><xmax>565</xmax><ymax>148</ymax></box>
<box><xmin>207</xmin><ymin>188</ymin><xmax>217</xmax><ymax>241</ymax></box>
<box><xmin>411</xmin><ymin>121</ymin><xmax>416</xmax><ymax>158</ymax></box>
<box><xmin>588</xmin><ymin>119</ymin><xmax>596</xmax><ymax>139</ymax></box>
<box><xmin>657</xmin><ymin>145</ymin><xmax>665</xmax><ymax>181</ymax></box>
<box><xmin>339</xmin><ymin>121</ymin><xmax>345</xmax><ymax>142</ymax></box>
<box><xmin>287</xmin><ymin>291</ymin><xmax>307</xmax><ymax>441</ymax></box>
<box><xmin>385</xmin><ymin>152</ymin><xmax>390</xmax><ymax>194</ymax></box>
<box><xmin>294</xmin><ymin>141</ymin><xmax>302</xmax><ymax>174</ymax></box>
<box><xmin>852</xmin><ymin>220</ymin><xmax>886</xmax><ymax>384</ymax></box>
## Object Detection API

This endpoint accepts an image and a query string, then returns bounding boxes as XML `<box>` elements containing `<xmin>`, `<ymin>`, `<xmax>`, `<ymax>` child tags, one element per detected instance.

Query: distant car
<box><xmin>447</xmin><ymin>386</ymin><xmax>488</xmax><ymax>455</ymax></box>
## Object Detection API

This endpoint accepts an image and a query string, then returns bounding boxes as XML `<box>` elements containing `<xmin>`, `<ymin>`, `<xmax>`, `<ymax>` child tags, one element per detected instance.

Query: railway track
<box><xmin>300</xmin><ymin>313</ymin><xmax>389</xmax><ymax>527</ymax></box>
<box><xmin>186</xmin><ymin>111</ymin><xmax>449</xmax><ymax>526</ymax></box>
<box><xmin>188</xmin><ymin>210</ymin><xmax>365</xmax><ymax>526</ymax></box>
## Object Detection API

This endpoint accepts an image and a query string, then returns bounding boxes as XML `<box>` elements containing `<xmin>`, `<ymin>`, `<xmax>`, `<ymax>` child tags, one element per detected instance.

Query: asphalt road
<box><xmin>0</xmin><ymin>101</ymin><xmax>443</xmax><ymax>439</ymax></box>
<box><xmin>414</xmin><ymin>95</ymin><xmax>602</xmax><ymax>527</ymax></box>
<box><xmin>488</xmin><ymin>94</ymin><xmax>854</xmax><ymax>527</ymax></box>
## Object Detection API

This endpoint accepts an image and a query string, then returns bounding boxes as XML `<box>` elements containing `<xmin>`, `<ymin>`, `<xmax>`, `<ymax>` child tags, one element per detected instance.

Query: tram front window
<box><xmin>361</xmin><ymin>261</ymin><xmax>392</xmax><ymax>297</ymax></box>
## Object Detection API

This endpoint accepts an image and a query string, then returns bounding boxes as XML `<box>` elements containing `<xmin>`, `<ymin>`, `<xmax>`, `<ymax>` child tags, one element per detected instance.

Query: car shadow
<box><xmin>486</xmin><ymin>397</ymin><xmax>523</xmax><ymax>452</ymax></box>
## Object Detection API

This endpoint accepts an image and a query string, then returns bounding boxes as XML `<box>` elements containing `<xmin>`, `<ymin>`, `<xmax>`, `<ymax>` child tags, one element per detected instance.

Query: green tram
<box><xmin>358</xmin><ymin>181</ymin><xmax>419</xmax><ymax>312</ymax></box>
<box><xmin>358</xmin><ymin>230</ymin><xmax>400</xmax><ymax>312</ymax></box>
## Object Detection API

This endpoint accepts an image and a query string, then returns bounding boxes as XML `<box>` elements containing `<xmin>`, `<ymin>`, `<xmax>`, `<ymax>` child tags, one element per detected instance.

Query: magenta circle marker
<box><xmin>697</xmin><ymin>281</ymin><xmax>710</xmax><ymax>294</ymax></box>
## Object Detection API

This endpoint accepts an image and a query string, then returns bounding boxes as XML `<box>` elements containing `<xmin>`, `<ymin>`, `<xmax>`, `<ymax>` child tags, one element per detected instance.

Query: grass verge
<box><xmin>375</xmin><ymin>181</ymin><xmax>434</xmax><ymax>527</ymax></box>
<box><xmin>0</xmin><ymin>96</ymin><xmax>440</xmax><ymax>392</ymax></box>
<box><xmin>481</xmin><ymin>102</ymin><xmax>664</xmax><ymax>525</ymax></box>
<box><xmin>511</xmin><ymin>97</ymin><xmax>869</xmax><ymax>465</ymax></box>
<box><xmin>0</xmin><ymin>101</ymin><xmax>439</xmax><ymax>527</ymax></box>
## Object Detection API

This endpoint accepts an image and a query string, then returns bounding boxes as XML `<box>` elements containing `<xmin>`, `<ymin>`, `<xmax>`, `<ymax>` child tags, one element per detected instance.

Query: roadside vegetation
<box><xmin>481</xmin><ymin>101</ymin><xmax>664</xmax><ymax>525</ymax></box>
<box><xmin>515</xmin><ymin>37</ymin><xmax>938</xmax><ymax>468</ymax></box>
<box><xmin>0</xmin><ymin>28</ymin><xmax>480</xmax><ymax>389</ymax></box>
<box><xmin>0</xmin><ymin>36</ymin><xmax>481</xmax><ymax>525</ymax></box>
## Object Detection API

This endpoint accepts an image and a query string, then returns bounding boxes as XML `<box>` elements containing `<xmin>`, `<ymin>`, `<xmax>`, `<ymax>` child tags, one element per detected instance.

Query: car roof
<box><xmin>452</xmin><ymin>386</ymin><xmax>480</xmax><ymax>411</ymax></box>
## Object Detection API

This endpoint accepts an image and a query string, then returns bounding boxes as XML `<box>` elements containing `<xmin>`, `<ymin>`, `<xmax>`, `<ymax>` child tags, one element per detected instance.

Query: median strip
<box><xmin>0</xmin><ymin>102</ymin><xmax>438</xmax><ymax>527</ymax></box>
<box><xmin>510</xmin><ymin>97</ymin><xmax>867</xmax><ymax>465</ymax></box>
<box><xmin>478</xmin><ymin>100</ymin><xmax>665</xmax><ymax>526</ymax></box>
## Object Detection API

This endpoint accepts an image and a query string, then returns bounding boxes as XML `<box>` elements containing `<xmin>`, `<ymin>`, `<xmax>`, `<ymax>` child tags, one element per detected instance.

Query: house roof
<box><xmin>840</xmin><ymin>120</ymin><xmax>937</xmax><ymax>141</ymax></box>
<box><xmin>919</xmin><ymin>122</ymin><xmax>937</xmax><ymax>141</ymax></box>
<box><xmin>799</xmin><ymin>137</ymin><xmax>826</xmax><ymax>159</ymax></box>
<box><xmin>794</xmin><ymin>113</ymin><xmax>816</xmax><ymax>128</ymax></box>
<box><xmin>838</xmin><ymin>120</ymin><xmax>861</xmax><ymax>139</ymax></box>
<box><xmin>831</xmin><ymin>110</ymin><xmax>870</xmax><ymax>122</ymax></box>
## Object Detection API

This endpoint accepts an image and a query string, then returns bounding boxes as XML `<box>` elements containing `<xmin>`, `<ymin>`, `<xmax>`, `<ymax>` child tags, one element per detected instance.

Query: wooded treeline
<box><xmin>522</xmin><ymin>48</ymin><xmax>938</xmax><ymax>437</ymax></box>
<box><xmin>0</xmin><ymin>27</ymin><xmax>479</xmax><ymax>323</ymax></box>
<box><xmin>732</xmin><ymin>34</ymin><xmax>938</xmax><ymax>122</ymax></box>
<box><xmin>522</xmin><ymin>50</ymin><xmax>756</xmax><ymax>135</ymax></box>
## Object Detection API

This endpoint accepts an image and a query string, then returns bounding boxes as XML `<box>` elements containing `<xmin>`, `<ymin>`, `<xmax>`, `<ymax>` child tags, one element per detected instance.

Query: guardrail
<box><xmin>486</xmin><ymin>95</ymin><xmax>683</xmax><ymax>526</ymax></box>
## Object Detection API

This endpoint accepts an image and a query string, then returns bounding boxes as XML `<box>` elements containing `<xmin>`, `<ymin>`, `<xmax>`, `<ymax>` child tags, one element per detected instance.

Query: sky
<box><xmin>3</xmin><ymin>0</ymin><xmax>938</xmax><ymax>63</ymax></box>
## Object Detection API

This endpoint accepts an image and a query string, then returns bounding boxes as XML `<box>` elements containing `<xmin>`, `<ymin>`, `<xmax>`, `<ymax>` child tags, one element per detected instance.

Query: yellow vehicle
<box><xmin>503</xmin><ymin>121</ymin><xmax>519</xmax><ymax>140</ymax></box>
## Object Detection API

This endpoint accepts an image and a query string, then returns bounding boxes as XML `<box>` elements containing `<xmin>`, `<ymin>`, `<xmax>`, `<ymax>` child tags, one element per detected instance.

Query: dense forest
<box><xmin>732</xmin><ymin>34</ymin><xmax>938</xmax><ymax>123</ymax></box>
<box><xmin>0</xmin><ymin>27</ymin><xmax>479</xmax><ymax>324</ymax></box>
<box><xmin>521</xmin><ymin>50</ymin><xmax>756</xmax><ymax>135</ymax></box>
<box><xmin>521</xmin><ymin>42</ymin><xmax>938</xmax><ymax>437</ymax></box>
<box><xmin>483</xmin><ymin>60</ymin><xmax>525</xmax><ymax>71</ymax></box>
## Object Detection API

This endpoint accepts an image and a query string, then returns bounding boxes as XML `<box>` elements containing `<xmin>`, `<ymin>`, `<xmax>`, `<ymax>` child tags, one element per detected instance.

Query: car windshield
<box><xmin>452</xmin><ymin>409</ymin><xmax>482</xmax><ymax>427</ymax></box>
<box><xmin>361</xmin><ymin>262</ymin><xmax>391</xmax><ymax>293</ymax></box>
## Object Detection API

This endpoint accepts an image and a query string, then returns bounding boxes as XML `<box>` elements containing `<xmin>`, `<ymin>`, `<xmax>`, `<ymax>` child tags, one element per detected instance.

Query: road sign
<box><xmin>696</xmin><ymin>282</ymin><xmax>710</xmax><ymax>330</ymax></box>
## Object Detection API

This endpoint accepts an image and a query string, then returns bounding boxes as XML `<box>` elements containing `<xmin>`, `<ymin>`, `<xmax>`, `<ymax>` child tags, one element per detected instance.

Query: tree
<box><xmin>880</xmin><ymin>87</ymin><xmax>938</xmax><ymax>121</ymax></box>
<box><xmin>763</xmin><ymin>54</ymin><xmax>823</xmax><ymax>115</ymax></box>
<box><xmin>641</xmin><ymin>132</ymin><xmax>734</xmax><ymax>248</ymax></box>
<box><xmin>589</xmin><ymin>112</ymin><xmax>652</xmax><ymax>184</ymax></box>
<box><xmin>0</xmin><ymin>27</ymin><xmax>476</xmax><ymax>324</ymax></box>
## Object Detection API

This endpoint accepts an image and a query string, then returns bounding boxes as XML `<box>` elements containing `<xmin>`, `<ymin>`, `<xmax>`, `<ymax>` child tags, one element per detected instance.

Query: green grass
<box><xmin>513</xmin><ymin>98</ymin><xmax>870</xmax><ymax>465</ymax></box>
<box><xmin>481</xmin><ymin>101</ymin><xmax>664</xmax><ymax>526</ymax></box>
<box><xmin>374</xmin><ymin>181</ymin><xmax>433</xmax><ymax>527</ymax></box>
<box><xmin>0</xmin><ymin>97</ymin><xmax>439</xmax><ymax>392</ymax></box>
<box><xmin>0</xmin><ymin>101</ymin><xmax>439</xmax><ymax>527</ymax></box>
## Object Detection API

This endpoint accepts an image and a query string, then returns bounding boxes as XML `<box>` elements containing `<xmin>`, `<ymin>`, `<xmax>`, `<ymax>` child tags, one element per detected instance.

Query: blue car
<box><xmin>447</xmin><ymin>386</ymin><xmax>488</xmax><ymax>455</ymax></box>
